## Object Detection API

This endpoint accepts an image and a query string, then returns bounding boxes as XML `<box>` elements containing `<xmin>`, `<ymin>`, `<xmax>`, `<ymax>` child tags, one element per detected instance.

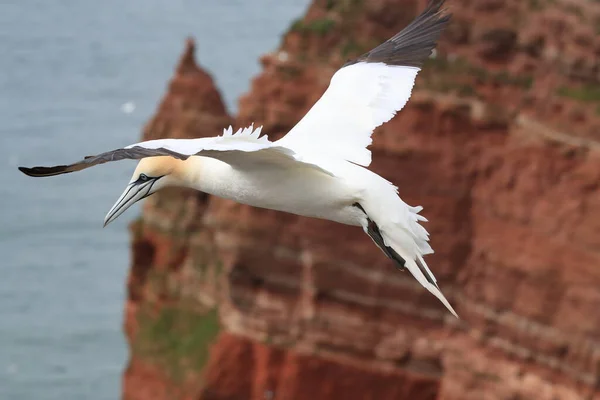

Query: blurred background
<box><xmin>1</xmin><ymin>1</ymin><xmax>308</xmax><ymax>399</ymax></box>
<box><xmin>2</xmin><ymin>0</ymin><xmax>600</xmax><ymax>399</ymax></box>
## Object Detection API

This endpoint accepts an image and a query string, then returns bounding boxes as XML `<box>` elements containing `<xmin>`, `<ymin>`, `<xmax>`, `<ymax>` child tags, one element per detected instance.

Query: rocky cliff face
<box><xmin>122</xmin><ymin>1</ymin><xmax>600</xmax><ymax>399</ymax></box>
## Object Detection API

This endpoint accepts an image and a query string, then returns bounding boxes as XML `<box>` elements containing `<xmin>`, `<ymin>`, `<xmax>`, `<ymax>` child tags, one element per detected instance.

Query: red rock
<box><xmin>200</xmin><ymin>333</ymin><xmax>440</xmax><ymax>400</ymax></box>
<box><xmin>122</xmin><ymin>1</ymin><xmax>600</xmax><ymax>399</ymax></box>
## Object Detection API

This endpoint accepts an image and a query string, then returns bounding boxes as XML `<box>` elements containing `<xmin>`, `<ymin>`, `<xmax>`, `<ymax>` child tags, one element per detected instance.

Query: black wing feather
<box><xmin>344</xmin><ymin>0</ymin><xmax>450</xmax><ymax>68</ymax></box>
<box><xmin>18</xmin><ymin>146</ymin><xmax>189</xmax><ymax>178</ymax></box>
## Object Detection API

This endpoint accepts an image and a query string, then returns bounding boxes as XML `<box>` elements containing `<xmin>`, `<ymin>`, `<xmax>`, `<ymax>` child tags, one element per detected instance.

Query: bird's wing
<box><xmin>18</xmin><ymin>125</ymin><xmax>333</xmax><ymax>178</ymax></box>
<box><xmin>276</xmin><ymin>0</ymin><xmax>450</xmax><ymax>167</ymax></box>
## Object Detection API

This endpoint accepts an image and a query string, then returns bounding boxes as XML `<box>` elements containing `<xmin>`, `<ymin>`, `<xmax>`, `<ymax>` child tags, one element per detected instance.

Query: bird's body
<box><xmin>19</xmin><ymin>1</ymin><xmax>457</xmax><ymax>316</ymax></box>
<box><xmin>188</xmin><ymin>156</ymin><xmax>364</xmax><ymax>225</ymax></box>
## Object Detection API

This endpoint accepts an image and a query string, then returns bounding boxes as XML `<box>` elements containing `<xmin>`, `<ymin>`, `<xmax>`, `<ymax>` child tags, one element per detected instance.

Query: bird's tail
<box><xmin>384</xmin><ymin>233</ymin><xmax>458</xmax><ymax>318</ymax></box>
<box><xmin>357</xmin><ymin>182</ymin><xmax>458</xmax><ymax>317</ymax></box>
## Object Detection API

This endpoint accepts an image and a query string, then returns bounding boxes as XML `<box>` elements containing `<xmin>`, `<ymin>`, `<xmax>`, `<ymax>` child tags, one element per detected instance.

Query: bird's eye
<box><xmin>139</xmin><ymin>173</ymin><xmax>148</xmax><ymax>182</ymax></box>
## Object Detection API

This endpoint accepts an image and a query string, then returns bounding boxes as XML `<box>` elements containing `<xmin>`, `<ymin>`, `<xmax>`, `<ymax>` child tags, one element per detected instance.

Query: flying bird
<box><xmin>19</xmin><ymin>1</ymin><xmax>456</xmax><ymax>316</ymax></box>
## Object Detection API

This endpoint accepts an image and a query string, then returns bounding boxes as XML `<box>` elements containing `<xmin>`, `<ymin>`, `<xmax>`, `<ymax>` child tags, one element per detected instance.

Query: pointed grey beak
<box><xmin>103</xmin><ymin>180</ymin><xmax>156</xmax><ymax>227</ymax></box>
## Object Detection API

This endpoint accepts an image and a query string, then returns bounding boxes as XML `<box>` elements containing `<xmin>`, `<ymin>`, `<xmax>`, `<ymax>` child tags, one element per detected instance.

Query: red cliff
<box><xmin>123</xmin><ymin>1</ymin><xmax>600</xmax><ymax>399</ymax></box>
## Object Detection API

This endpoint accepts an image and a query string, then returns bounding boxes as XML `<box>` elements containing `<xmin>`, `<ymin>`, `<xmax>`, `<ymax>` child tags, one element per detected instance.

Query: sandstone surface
<box><xmin>123</xmin><ymin>1</ymin><xmax>600</xmax><ymax>399</ymax></box>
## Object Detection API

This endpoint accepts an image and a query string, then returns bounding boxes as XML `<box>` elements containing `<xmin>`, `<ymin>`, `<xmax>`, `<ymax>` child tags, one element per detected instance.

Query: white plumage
<box><xmin>19</xmin><ymin>1</ymin><xmax>456</xmax><ymax>316</ymax></box>
<box><xmin>277</xmin><ymin>63</ymin><xmax>419</xmax><ymax>167</ymax></box>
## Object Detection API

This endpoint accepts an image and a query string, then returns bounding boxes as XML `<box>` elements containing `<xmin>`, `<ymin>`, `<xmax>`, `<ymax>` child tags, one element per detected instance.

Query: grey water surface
<box><xmin>0</xmin><ymin>1</ymin><xmax>308</xmax><ymax>398</ymax></box>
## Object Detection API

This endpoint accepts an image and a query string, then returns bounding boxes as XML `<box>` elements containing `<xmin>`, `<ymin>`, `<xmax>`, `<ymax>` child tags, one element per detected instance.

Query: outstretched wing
<box><xmin>19</xmin><ymin>125</ymin><xmax>332</xmax><ymax>178</ymax></box>
<box><xmin>18</xmin><ymin>146</ymin><xmax>189</xmax><ymax>177</ymax></box>
<box><xmin>276</xmin><ymin>0</ymin><xmax>450</xmax><ymax>167</ymax></box>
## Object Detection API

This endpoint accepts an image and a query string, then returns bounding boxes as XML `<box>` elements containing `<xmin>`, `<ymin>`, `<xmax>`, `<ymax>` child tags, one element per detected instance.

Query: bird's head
<box><xmin>104</xmin><ymin>156</ymin><xmax>183</xmax><ymax>226</ymax></box>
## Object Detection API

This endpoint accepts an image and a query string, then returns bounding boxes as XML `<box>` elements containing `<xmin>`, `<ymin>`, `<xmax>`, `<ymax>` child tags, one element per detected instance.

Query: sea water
<box><xmin>0</xmin><ymin>1</ymin><xmax>308</xmax><ymax>398</ymax></box>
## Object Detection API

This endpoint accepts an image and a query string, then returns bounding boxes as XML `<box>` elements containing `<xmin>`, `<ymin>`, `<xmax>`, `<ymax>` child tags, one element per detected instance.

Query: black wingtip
<box><xmin>426</xmin><ymin>0</ymin><xmax>447</xmax><ymax>11</ymax></box>
<box><xmin>425</xmin><ymin>0</ymin><xmax>452</xmax><ymax>25</ymax></box>
<box><xmin>18</xmin><ymin>166</ymin><xmax>35</xmax><ymax>176</ymax></box>
<box><xmin>422</xmin><ymin>0</ymin><xmax>450</xmax><ymax>18</ymax></box>
<box><xmin>344</xmin><ymin>0</ymin><xmax>451</xmax><ymax>68</ymax></box>
<box><xmin>18</xmin><ymin>165</ymin><xmax>71</xmax><ymax>177</ymax></box>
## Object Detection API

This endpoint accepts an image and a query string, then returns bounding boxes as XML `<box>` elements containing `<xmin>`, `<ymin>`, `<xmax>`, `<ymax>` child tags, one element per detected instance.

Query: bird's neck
<box><xmin>171</xmin><ymin>156</ymin><xmax>231</xmax><ymax>195</ymax></box>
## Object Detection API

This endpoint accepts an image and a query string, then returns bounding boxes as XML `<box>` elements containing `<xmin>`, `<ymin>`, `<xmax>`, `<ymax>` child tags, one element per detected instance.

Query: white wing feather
<box><xmin>126</xmin><ymin>124</ymin><xmax>271</xmax><ymax>154</ymax></box>
<box><xmin>125</xmin><ymin>124</ymin><xmax>334</xmax><ymax>175</ymax></box>
<box><xmin>276</xmin><ymin>63</ymin><xmax>419</xmax><ymax>166</ymax></box>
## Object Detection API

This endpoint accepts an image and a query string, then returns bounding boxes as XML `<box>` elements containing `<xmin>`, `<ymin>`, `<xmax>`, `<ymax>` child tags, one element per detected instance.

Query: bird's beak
<box><xmin>103</xmin><ymin>179</ymin><xmax>157</xmax><ymax>227</ymax></box>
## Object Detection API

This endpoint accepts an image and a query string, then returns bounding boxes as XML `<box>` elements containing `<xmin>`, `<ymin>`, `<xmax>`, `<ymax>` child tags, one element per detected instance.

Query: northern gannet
<box><xmin>19</xmin><ymin>1</ymin><xmax>457</xmax><ymax>316</ymax></box>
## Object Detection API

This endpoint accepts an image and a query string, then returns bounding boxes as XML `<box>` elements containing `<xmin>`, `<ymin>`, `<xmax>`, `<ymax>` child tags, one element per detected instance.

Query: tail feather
<box><xmin>387</xmin><ymin>235</ymin><xmax>458</xmax><ymax>318</ymax></box>
<box><xmin>358</xmin><ymin>207</ymin><xmax>458</xmax><ymax>317</ymax></box>
<box><xmin>355</xmin><ymin>176</ymin><xmax>457</xmax><ymax>317</ymax></box>
<box><xmin>416</xmin><ymin>254</ymin><xmax>438</xmax><ymax>288</ymax></box>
